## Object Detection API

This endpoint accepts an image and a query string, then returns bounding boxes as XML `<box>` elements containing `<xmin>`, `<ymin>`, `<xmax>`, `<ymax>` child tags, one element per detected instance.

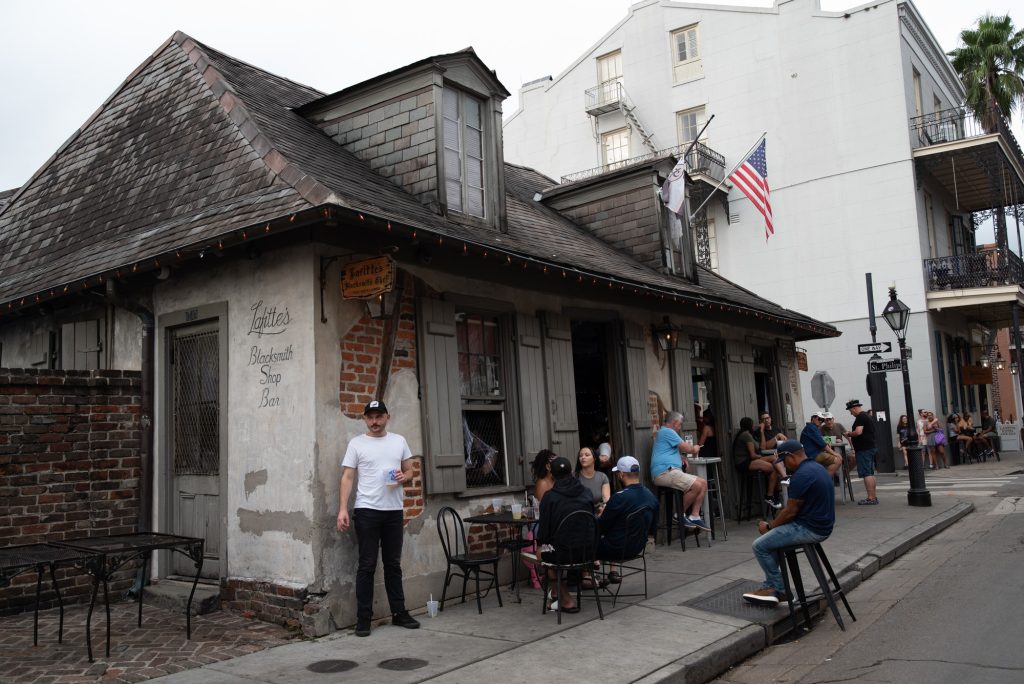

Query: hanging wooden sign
<box><xmin>796</xmin><ymin>350</ymin><xmax>808</xmax><ymax>371</ymax></box>
<box><xmin>961</xmin><ymin>364</ymin><xmax>992</xmax><ymax>385</ymax></box>
<box><xmin>341</xmin><ymin>256</ymin><xmax>394</xmax><ymax>299</ymax></box>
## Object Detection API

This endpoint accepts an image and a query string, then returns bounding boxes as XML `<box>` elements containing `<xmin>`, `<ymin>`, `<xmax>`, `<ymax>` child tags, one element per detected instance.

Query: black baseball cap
<box><xmin>550</xmin><ymin>457</ymin><xmax>572</xmax><ymax>478</ymax></box>
<box><xmin>363</xmin><ymin>400</ymin><xmax>388</xmax><ymax>415</ymax></box>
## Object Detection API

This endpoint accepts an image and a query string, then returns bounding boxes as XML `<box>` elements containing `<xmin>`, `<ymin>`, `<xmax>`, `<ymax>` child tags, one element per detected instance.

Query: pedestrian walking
<box><xmin>336</xmin><ymin>400</ymin><xmax>420</xmax><ymax>637</ymax></box>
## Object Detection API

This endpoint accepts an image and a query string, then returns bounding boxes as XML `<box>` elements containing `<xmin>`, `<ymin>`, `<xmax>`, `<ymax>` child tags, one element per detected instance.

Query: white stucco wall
<box><xmin>153</xmin><ymin>244</ymin><xmax>319</xmax><ymax>584</ymax></box>
<box><xmin>504</xmin><ymin>0</ymin><xmax>978</xmax><ymax>451</ymax></box>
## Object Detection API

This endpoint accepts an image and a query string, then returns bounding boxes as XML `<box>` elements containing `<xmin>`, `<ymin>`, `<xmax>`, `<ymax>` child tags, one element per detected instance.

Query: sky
<box><xmin>2</xmin><ymin>0</ymin><xmax>1023</xmax><ymax>217</ymax></box>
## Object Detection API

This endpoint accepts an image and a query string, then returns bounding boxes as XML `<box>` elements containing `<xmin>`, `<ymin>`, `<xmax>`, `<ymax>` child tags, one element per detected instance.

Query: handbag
<box><xmin>934</xmin><ymin>430</ymin><xmax>946</xmax><ymax>446</ymax></box>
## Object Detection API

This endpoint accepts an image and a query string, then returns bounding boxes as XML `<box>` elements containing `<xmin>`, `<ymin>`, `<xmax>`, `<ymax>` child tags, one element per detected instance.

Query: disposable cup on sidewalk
<box><xmin>426</xmin><ymin>595</ymin><xmax>439</xmax><ymax>617</ymax></box>
<box><xmin>511</xmin><ymin>503</ymin><xmax>523</xmax><ymax>519</ymax></box>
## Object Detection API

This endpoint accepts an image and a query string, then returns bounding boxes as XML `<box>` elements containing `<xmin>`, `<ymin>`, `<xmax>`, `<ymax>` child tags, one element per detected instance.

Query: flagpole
<box><xmin>687</xmin><ymin>131</ymin><xmax>767</xmax><ymax>223</ymax></box>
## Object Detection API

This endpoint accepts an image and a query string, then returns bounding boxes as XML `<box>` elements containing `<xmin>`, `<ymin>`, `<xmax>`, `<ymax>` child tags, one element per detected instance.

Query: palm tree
<box><xmin>948</xmin><ymin>13</ymin><xmax>1024</xmax><ymax>133</ymax></box>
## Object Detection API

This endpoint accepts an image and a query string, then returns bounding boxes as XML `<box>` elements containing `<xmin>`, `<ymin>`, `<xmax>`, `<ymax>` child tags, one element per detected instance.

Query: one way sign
<box><xmin>858</xmin><ymin>342</ymin><xmax>892</xmax><ymax>354</ymax></box>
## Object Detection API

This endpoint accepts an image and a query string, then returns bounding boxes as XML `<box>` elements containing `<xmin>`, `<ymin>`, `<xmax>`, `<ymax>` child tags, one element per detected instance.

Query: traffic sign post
<box><xmin>810</xmin><ymin>371</ymin><xmax>835</xmax><ymax>409</ymax></box>
<box><xmin>858</xmin><ymin>342</ymin><xmax>892</xmax><ymax>354</ymax></box>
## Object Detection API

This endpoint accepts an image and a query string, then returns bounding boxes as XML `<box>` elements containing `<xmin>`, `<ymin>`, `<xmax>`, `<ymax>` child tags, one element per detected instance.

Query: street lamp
<box><xmin>881</xmin><ymin>287</ymin><xmax>932</xmax><ymax>507</ymax></box>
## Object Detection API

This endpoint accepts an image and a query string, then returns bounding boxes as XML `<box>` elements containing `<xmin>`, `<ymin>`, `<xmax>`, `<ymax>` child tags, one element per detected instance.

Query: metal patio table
<box><xmin>464</xmin><ymin>510</ymin><xmax>536</xmax><ymax>603</ymax></box>
<box><xmin>51</xmin><ymin>532</ymin><xmax>205</xmax><ymax>661</ymax></box>
<box><xmin>0</xmin><ymin>543</ymin><xmax>101</xmax><ymax>647</ymax></box>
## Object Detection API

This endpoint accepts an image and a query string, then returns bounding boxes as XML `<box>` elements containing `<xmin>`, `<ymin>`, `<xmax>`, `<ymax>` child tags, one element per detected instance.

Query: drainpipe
<box><xmin>105</xmin><ymin>281</ymin><xmax>155</xmax><ymax>597</ymax></box>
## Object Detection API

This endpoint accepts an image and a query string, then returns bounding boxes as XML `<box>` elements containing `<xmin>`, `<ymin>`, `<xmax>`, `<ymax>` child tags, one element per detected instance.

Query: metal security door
<box><xmin>169</xmin><ymin>323</ymin><xmax>221</xmax><ymax>578</ymax></box>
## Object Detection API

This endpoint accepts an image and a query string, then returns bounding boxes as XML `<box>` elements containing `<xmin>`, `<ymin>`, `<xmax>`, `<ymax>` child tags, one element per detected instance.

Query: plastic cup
<box><xmin>426</xmin><ymin>600</ymin><xmax>439</xmax><ymax>617</ymax></box>
<box><xmin>491</xmin><ymin>497</ymin><xmax>503</xmax><ymax>512</ymax></box>
<box><xmin>386</xmin><ymin>469</ymin><xmax>401</xmax><ymax>487</ymax></box>
<box><xmin>510</xmin><ymin>503</ymin><xmax>523</xmax><ymax>519</ymax></box>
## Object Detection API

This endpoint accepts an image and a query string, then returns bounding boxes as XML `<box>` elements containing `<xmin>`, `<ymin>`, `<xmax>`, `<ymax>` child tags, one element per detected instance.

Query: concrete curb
<box><xmin>654</xmin><ymin>501</ymin><xmax>975</xmax><ymax>684</ymax></box>
<box><xmin>634</xmin><ymin>625</ymin><xmax>765</xmax><ymax>684</ymax></box>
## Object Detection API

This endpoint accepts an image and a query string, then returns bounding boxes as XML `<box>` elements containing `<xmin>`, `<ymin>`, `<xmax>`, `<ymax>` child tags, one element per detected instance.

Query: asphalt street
<box><xmin>714</xmin><ymin>468</ymin><xmax>1024</xmax><ymax>684</ymax></box>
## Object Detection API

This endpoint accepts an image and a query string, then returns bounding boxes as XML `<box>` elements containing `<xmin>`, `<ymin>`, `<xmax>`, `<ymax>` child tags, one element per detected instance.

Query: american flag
<box><xmin>728</xmin><ymin>139</ymin><xmax>773</xmax><ymax>240</ymax></box>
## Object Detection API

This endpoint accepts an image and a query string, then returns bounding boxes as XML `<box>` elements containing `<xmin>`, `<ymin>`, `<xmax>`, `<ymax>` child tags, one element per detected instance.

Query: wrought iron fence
<box><xmin>560</xmin><ymin>141</ymin><xmax>725</xmax><ymax>185</ymax></box>
<box><xmin>924</xmin><ymin>248</ymin><xmax>1024</xmax><ymax>291</ymax></box>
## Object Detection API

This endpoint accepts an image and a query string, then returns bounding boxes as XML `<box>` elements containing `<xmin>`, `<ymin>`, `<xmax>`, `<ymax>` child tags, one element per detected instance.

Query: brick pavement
<box><xmin>0</xmin><ymin>599</ymin><xmax>294</xmax><ymax>683</ymax></box>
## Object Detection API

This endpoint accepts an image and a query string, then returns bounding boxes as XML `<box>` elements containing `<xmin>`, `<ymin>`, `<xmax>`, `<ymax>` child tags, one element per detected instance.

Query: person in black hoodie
<box><xmin>537</xmin><ymin>456</ymin><xmax>594</xmax><ymax>613</ymax></box>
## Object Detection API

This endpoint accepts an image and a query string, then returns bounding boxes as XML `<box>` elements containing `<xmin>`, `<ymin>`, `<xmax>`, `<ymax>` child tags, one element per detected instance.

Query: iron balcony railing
<box><xmin>560</xmin><ymin>140</ymin><xmax>725</xmax><ymax>185</ymax></box>
<box><xmin>585</xmin><ymin>79</ymin><xmax>625</xmax><ymax>116</ymax></box>
<box><xmin>910</xmin><ymin>104</ymin><xmax>1024</xmax><ymax>164</ymax></box>
<box><xmin>924</xmin><ymin>247</ymin><xmax>1024</xmax><ymax>292</ymax></box>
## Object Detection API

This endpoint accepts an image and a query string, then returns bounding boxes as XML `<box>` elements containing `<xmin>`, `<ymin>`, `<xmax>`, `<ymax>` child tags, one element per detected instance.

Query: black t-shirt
<box><xmin>851</xmin><ymin>412</ymin><xmax>876</xmax><ymax>450</ymax></box>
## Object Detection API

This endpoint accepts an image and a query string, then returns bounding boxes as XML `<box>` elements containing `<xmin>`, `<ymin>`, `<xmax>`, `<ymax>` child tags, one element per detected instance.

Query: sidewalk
<box><xmin>6</xmin><ymin>455</ymin><xmax>1018</xmax><ymax>684</ymax></box>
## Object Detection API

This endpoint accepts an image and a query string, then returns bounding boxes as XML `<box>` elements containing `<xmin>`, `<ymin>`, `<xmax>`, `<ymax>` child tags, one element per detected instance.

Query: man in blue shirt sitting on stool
<box><xmin>742</xmin><ymin>439</ymin><xmax>836</xmax><ymax>606</ymax></box>
<box><xmin>650</xmin><ymin>411</ymin><xmax>710</xmax><ymax>531</ymax></box>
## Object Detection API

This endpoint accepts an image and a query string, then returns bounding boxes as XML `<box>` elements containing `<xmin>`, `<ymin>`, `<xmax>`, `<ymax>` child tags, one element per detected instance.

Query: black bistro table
<box><xmin>51</xmin><ymin>532</ymin><xmax>205</xmax><ymax>661</ymax></box>
<box><xmin>0</xmin><ymin>543</ymin><xmax>100</xmax><ymax>647</ymax></box>
<box><xmin>463</xmin><ymin>510</ymin><xmax>536</xmax><ymax>603</ymax></box>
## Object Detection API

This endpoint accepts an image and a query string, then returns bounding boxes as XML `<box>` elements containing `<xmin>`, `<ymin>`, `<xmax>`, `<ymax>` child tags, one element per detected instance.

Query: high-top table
<box><xmin>689</xmin><ymin>456</ymin><xmax>727</xmax><ymax>544</ymax></box>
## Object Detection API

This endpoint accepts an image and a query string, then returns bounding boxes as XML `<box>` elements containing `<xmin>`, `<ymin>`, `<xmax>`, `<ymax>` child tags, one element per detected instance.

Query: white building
<box><xmin>504</xmin><ymin>0</ymin><xmax>1024</xmax><ymax>453</ymax></box>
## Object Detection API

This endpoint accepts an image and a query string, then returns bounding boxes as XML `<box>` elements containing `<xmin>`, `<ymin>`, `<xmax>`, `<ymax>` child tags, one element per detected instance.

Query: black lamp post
<box><xmin>881</xmin><ymin>286</ymin><xmax>931</xmax><ymax>507</ymax></box>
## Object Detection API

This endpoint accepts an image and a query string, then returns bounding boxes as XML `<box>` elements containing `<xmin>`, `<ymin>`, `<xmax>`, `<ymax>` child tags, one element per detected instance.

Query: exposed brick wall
<box><xmin>0</xmin><ymin>369</ymin><xmax>142</xmax><ymax>616</ymax></box>
<box><xmin>561</xmin><ymin>185</ymin><xmax>662</xmax><ymax>269</ymax></box>
<box><xmin>319</xmin><ymin>89</ymin><xmax>438</xmax><ymax>209</ymax></box>
<box><xmin>221</xmin><ymin>578</ymin><xmax>305</xmax><ymax>631</ymax></box>
<box><xmin>339</xmin><ymin>296</ymin><xmax>416</xmax><ymax>418</ymax></box>
<box><xmin>339</xmin><ymin>295</ymin><xmax>422</xmax><ymax>523</ymax></box>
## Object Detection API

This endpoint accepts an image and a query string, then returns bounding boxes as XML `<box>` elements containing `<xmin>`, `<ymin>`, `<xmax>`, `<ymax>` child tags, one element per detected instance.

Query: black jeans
<box><xmin>353</xmin><ymin>508</ymin><xmax>406</xmax><ymax>620</ymax></box>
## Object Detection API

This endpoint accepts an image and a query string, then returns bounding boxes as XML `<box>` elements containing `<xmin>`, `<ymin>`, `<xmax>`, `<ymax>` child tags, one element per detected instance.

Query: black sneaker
<box><xmin>765</xmin><ymin>496</ymin><xmax>783</xmax><ymax>510</ymax></box>
<box><xmin>392</xmin><ymin>611</ymin><xmax>420</xmax><ymax>629</ymax></box>
<box><xmin>355</xmin><ymin>619</ymin><xmax>371</xmax><ymax>637</ymax></box>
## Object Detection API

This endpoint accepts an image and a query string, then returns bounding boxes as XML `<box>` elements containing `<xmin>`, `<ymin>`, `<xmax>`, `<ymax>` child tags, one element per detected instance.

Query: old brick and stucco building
<box><xmin>0</xmin><ymin>32</ymin><xmax>836</xmax><ymax>632</ymax></box>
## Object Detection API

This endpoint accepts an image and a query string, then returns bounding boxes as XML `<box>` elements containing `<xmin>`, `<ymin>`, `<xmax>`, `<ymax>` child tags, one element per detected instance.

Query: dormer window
<box><xmin>443</xmin><ymin>87</ymin><xmax>486</xmax><ymax>218</ymax></box>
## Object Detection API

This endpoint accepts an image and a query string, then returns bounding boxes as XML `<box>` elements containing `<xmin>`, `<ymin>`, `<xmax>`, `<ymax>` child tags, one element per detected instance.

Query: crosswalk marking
<box><xmin>989</xmin><ymin>497</ymin><xmax>1023</xmax><ymax>515</ymax></box>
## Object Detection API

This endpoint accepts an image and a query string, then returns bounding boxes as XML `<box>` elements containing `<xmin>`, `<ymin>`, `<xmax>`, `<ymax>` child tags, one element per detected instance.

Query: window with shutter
<box><xmin>442</xmin><ymin>87</ymin><xmax>486</xmax><ymax>219</ymax></box>
<box><xmin>60</xmin><ymin>319</ymin><xmax>104</xmax><ymax>370</ymax></box>
<box><xmin>671</xmin><ymin>25</ymin><xmax>703</xmax><ymax>83</ymax></box>
<box><xmin>457</xmin><ymin>311</ymin><xmax>509</xmax><ymax>489</ymax></box>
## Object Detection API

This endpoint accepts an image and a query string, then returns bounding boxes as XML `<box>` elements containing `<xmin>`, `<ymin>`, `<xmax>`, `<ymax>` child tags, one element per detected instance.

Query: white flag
<box><xmin>660</xmin><ymin>157</ymin><xmax>687</xmax><ymax>216</ymax></box>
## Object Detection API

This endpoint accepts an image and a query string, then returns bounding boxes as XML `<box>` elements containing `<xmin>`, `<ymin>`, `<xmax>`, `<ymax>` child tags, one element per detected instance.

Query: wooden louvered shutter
<box><xmin>516</xmin><ymin>314</ymin><xmax>549</xmax><ymax>480</ymax></box>
<box><xmin>417</xmin><ymin>298</ymin><xmax>466</xmax><ymax>493</ymax></box>
<box><xmin>541</xmin><ymin>312</ymin><xmax>579</xmax><ymax>461</ymax></box>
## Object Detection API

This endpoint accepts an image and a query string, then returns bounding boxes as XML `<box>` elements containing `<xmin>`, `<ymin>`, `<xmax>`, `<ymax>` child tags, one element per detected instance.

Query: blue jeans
<box><xmin>751</xmin><ymin>522</ymin><xmax>828</xmax><ymax>592</ymax></box>
<box><xmin>855</xmin><ymin>447</ymin><xmax>878</xmax><ymax>477</ymax></box>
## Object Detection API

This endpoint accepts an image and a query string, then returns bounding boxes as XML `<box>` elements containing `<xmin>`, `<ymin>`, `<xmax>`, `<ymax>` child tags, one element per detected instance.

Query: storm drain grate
<box><xmin>379</xmin><ymin>657</ymin><xmax>429</xmax><ymax>671</ymax></box>
<box><xmin>683</xmin><ymin>578</ymin><xmax>788</xmax><ymax>623</ymax></box>
<box><xmin>307</xmin><ymin>660</ymin><xmax>358</xmax><ymax>673</ymax></box>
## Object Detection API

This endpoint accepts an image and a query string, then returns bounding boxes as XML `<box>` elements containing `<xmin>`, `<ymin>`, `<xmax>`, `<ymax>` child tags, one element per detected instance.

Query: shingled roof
<box><xmin>0</xmin><ymin>32</ymin><xmax>836</xmax><ymax>339</ymax></box>
<box><xmin>0</xmin><ymin>188</ymin><xmax>16</xmax><ymax>213</ymax></box>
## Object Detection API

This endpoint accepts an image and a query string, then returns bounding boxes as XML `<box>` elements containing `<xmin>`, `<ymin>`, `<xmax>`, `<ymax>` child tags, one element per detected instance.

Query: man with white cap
<box><xmin>800</xmin><ymin>411</ymin><xmax>842</xmax><ymax>477</ymax></box>
<box><xmin>597</xmin><ymin>457</ymin><xmax>659</xmax><ymax>566</ymax></box>
<box><xmin>742</xmin><ymin>439</ymin><xmax>835</xmax><ymax>606</ymax></box>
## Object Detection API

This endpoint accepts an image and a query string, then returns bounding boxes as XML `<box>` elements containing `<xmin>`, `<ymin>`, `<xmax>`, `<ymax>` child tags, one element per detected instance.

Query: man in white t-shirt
<box><xmin>337</xmin><ymin>400</ymin><xmax>419</xmax><ymax>637</ymax></box>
